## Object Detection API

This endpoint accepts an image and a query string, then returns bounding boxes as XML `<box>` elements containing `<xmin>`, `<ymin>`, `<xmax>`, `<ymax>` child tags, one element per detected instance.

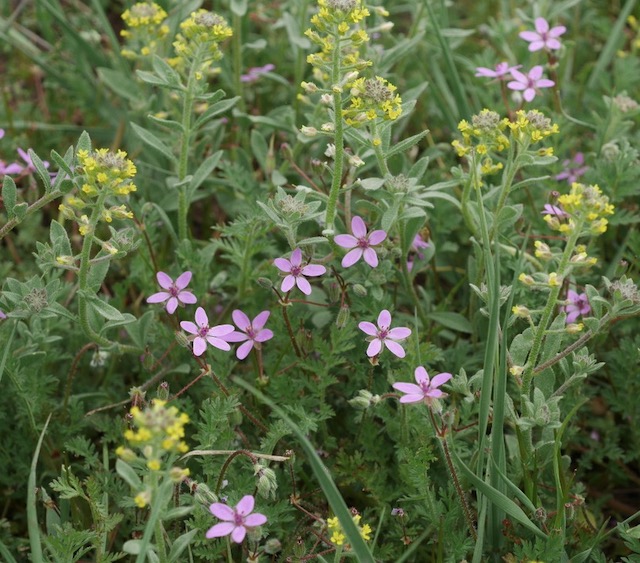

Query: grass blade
<box><xmin>27</xmin><ymin>413</ymin><xmax>52</xmax><ymax>563</ymax></box>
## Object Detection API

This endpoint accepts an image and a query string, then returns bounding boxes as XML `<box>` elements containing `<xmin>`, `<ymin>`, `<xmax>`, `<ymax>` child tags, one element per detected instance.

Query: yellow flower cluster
<box><xmin>344</xmin><ymin>76</ymin><xmax>402</xmax><ymax>125</ymax></box>
<box><xmin>544</xmin><ymin>183</ymin><xmax>614</xmax><ymax>236</ymax></box>
<box><xmin>508</xmin><ymin>109</ymin><xmax>559</xmax><ymax>144</ymax></box>
<box><xmin>120</xmin><ymin>2</ymin><xmax>169</xmax><ymax>58</ymax></box>
<box><xmin>452</xmin><ymin>109</ymin><xmax>510</xmax><ymax>174</ymax></box>
<box><xmin>327</xmin><ymin>514</ymin><xmax>372</xmax><ymax>546</ymax></box>
<box><xmin>170</xmin><ymin>10</ymin><xmax>232</xmax><ymax>77</ymax></box>
<box><xmin>58</xmin><ymin>149</ymin><xmax>136</xmax><ymax>237</ymax></box>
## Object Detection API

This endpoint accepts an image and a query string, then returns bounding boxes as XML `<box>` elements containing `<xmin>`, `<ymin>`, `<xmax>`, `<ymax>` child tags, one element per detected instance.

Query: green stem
<box><xmin>370</xmin><ymin>121</ymin><xmax>389</xmax><ymax>176</ymax></box>
<box><xmin>0</xmin><ymin>189</ymin><xmax>63</xmax><ymax>241</ymax></box>
<box><xmin>323</xmin><ymin>28</ymin><xmax>344</xmax><ymax>235</ymax></box>
<box><xmin>232</xmin><ymin>13</ymin><xmax>244</xmax><ymax>112</ymax></box>
<box><xmin>489</xmin><ymin>140</ymin><xmax>521</xmax><ymax>241</ymax></box>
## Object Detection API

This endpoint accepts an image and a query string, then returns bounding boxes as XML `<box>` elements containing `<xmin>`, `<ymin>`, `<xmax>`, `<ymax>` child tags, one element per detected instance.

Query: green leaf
<box><xmin>87</xmin><ymin>258</ymin><xmax>111</xmax><ymax>293</ymax></box>
<box><xmin>193</xmin><ymin>96</ymin><xmax>240</xmax><ymax>129</ymax></box>
<box><xmin>28</xmin><ymin>414</ymin><xmax>52</xmax><ymax>563</ymax></box>
<box><xmin>136</xmin><ymin>70</ymin><xmax>172</xmax><ymax>88</ymax></box>
<box><xmin>151</xmin><ymin>55</ymin><xmax>182</xmax><ymax>87</ymax></box>
<box><xmin>168</xmin><ymin>528</ymin><xmax>198</xmax><ymax>562</ymax></box>
<box><xmin>164</xmin><ymin>505</ymin><xmax>194</xmax><ymax>520</ymax></box>
<box><xmin>233</xmin><ymin>378</ymin><xmax>375</xmax><ymax>563</ymax></box>
<box><xmin>13</xmin><ymin>202</ymin><xmax>28</xmax><ymax>221</ymax></box>
<box><xmin>2</xmin><ymin>175</ymin><xmax>17</xmax><ymax>216</ymax></box>
<box><xmin>381</xmin><ymin>197</ymin><xmax>402</xmax><ymax>232</ymax></box>
<box><xmin>123</xmin><ymin>540</ymin><xmax>143</xmax><ymax>555</ymax></box>
<box><xmin>250</xmin><ymin>130</ymin><xmax>269</xmax><ymax>171</ymax></box>
<box><xmin>84</xmin><ymin>295</ymin><xmax>125</xmax><ymax>321</ymax></box>
<box><xmin>97</xmin><ymin>67</ymin><xmax>140</xmax><ymax>102</ymax></box>
<box><xmin>27</xmin><ymin>149</ymin><xmax>52</xmax><ymax>193</ymax></box>
<box><xmin>130</xmin><ymin>123</ymin><xmax>176</xmax><ymax>162</ymax></box>
<box><xmin>76</xmin><ymin>131</ymin><xmax>92</xmax><ymax>155</ymax></box>
<box><xmin>282</xmin><ymin>12</ymin><xmax>311</xmax><ymax>49</ymax></box>
<box><xmin>451</xmin><ymin>447</ymin><xmax>547</xmax><ymax>540</ymax></box>
<box><xmin>49</xmin><ymin>220</ymin><xmax>72</xmax><ymax>256</ymax></box>
<box><xmin>116</xmin><ymin>459</ymin><xmax>141</xmax><ymax>490</ymax></box>
<box><xmin>187</xmin><ymin>151</ymin><xmax>223</xmax><ymax>201</ymax></box>
<box><xmin>230</xmin><ymin>0</ymin><xmax>248</xmax><ymax>16</ymax></box>
<box><xmin>147</xmin><ymin>115</ymin><xmax>184</xmax><ymax>133</ymax></box>
<box><xmin>386</xmin><ymin>130</ymin><xmax>429</xmax><ymax>159</ymax></box>
<box><xmin>429</xmin><ymin>311</ymin><xmax>472</xmax><ymax>333</ymax></box>
<box><xmin>50</xmin><ymin>147</ymin><xmax>74</xmax><ymax>177</ymax></box>
<box><xmin>359</xmin><ymin>177</ymin><xmax>385</xmax><ymax>191</ymax></box>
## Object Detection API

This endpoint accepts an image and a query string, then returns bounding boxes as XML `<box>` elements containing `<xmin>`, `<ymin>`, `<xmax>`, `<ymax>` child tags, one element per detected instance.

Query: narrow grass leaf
<box><xmin>28</xmin><ymin>413</ymin><xmax>52</xmax><ymax>563</ymax></box>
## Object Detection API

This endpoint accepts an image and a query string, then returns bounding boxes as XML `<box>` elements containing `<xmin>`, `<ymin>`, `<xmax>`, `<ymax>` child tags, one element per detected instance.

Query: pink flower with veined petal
<box><xmin>519</xmin><ymin>17</ymin><xmax>566</xmax><ymax>52</ymax></box>
<box><xmin>393</xmin><ymin>366</ymin><xmax>452</xmax><ymax>403</ymax></box>
<box><xmin>563</xmin><ymin>290</ymin><xmax>590</xmax><ymax>324</ymax></box>
<box><xmin>507</xmin><ymin>66</ymin><xmax>555</xmax><ymax>102</ymax></box>
<box><xmin>224</xmin><ymin>310</ymin><xmax>274</xmax><ymax>360</ymax></box>
<box><xmin>475</xmin><ymin>61</ymin><xmax>522</xmax><ymax>79</ymax></box>
<box><xmin>146</xmin><ymin>271</ymin><xmax>197</xmax><ymax>314</ymax></box>
<box><xmin>541</xmin><ymin>203</ymin><xmax>568</xmax><ymax>218</ymax></box>
<box><xmin>180</xmin><ymin>307</ymin><xmax>234</xmax><ymax>356</ymax></box>
<box><xmin>206</xmin><ymin>495</ymin><xmax>267</xmax><ymax>544</ymax></box>
<box><xmin>335</xmin><ymin>216</ymin><xmax>387</xmax><ymax>268</ymax></box>
<box><xmin>358</xmin><ymin>309</ymin><xmax>411</xmax><ymax>358</ymax></box>
<box><xmin>274</xmin><ymin>248</ymin><xmax>326</xmax><ymax>295</ymax></box>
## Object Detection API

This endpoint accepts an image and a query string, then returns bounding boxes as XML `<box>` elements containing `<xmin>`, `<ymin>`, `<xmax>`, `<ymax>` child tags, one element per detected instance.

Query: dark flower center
<box><xmin>234</xmin><ymin>512</ymin><xmax>244</xmax><ymax>526</ymax></box>
<box><xmin>198</xmin><ymin>326</ymin><xmax>209</xmax><ymax>338</ymax></box>
<box><xmin>169</xmin><ymin>285</ymin><xmax>179</xmax><ymax>297</ymax></box>
<box><xmin>357</xmin><ymin>237</ymin><xmax>370</xmax><ymax>249</ymax></box>
<box><xmin>290</xmin><ymin>265</ymin><xmax>302</xmax><ymax>277</ymax></box>
<box><xmin>378</xmin><ymin>328</ymin><xmax>388</xmax><ymax>339</ymax></box>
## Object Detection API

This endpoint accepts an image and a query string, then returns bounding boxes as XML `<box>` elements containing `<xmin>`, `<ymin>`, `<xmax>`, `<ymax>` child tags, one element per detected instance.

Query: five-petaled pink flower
<box><xmin>147</xmin><ymin>271</ymin><xmax>197</xmax><ymax>314</ymax></box>
<box><xmin>475</xmin><ymin>61</ymin><xmax>521</xmax><ymax>79</ymax></box>
<box><xmin>206</xmin><ymin>495</ymin><xmax>267</xmax><ymax>543</ymax></box>
<box><xmin>519</xmin><ymin>17</ymin><xmax>566</xmax><ymax>52</ymax></box>
<box><xmin>274</xmin><ymin>248</ymin><xmax>326</xmax><ymax>295</ymax></box>
<box><xmin>564</xmin><ymin>290</ymin><xmax>590</xmax><ymax>324</ymax></box>
<box><xmin>224</xmin><ymin>310</ymin><xmax>274</xmax><ymax>360</ymax></box>
<box><xmin>541</xmin><ymin>203</ymin><xmax>568</xmax><ymax>218</ymax></box>
<box><xmin>393</xmin><ymin>366</ymin><xmax>453</xmax><ymax>403</ymax></box>
<box><xmin>180</xmin><ymin>307</ymin><xmax>234</xmax><ymax>356</ymax></box>
<box><xmin>358</xmin><ymin>309</ymin><xmax>411</xmax><ymax>358</ymax></box>
<box><xmin>555</xmin><ymin>153</ymin><xmax>588</xmax><ymax>184</ymax></box>
<box><xmin>335</xmin><ymin>216</ymin><xmax>387</xmax><ymax>268</ymax></box>
<box><xmin>507</xmin><ymin>66</ymin><xmax>555</xmax><ymax>102</ymax></box>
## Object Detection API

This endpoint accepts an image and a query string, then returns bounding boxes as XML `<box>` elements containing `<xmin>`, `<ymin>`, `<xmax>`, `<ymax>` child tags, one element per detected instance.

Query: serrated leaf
<box><xmin>2</xmin><ymin>175</ymin><xmax>17</xmax><ymax>215</ymax></box>
<box><xmin>116</xmin><ymin>460</ymin><xmax>141</xmax><ymax>490</ymax></box>
<box><xmin>131</xmin><ymin>123</ymin><xmax>175</xmax><ymax>162</ymax></box>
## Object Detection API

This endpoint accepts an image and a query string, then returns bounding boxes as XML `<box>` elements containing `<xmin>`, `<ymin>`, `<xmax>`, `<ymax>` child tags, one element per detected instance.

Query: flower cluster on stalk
<box><xmin>120</xmin><ymin>2</ymin><xmax>169</xmax><ymax>58</ymax></box>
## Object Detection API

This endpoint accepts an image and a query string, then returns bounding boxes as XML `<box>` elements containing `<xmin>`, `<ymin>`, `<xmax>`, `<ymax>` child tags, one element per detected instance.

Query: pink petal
<box><xmin>388</xmin><ymin>327</ymin><xmax>411</xmax><ymax>340</ymax></box>
<box><xmin>244</xmin><ymin>513</ymin><xmax>267</xmax><ymax>527</ymax></box>
<box><xmin>426</xmin><ymin>389</ymin><xmax>445</xmax><ymax>398</ymax></box>
<box><xmin>377</xmin><ymin>309</ymin><xmax>392</xmax><ymax>328</ymax></box>
<box><xmin>252</xmin><ymin>310</ymin><xmax>270</xmax><ymax>330</ymax></box>
<box><xmin>146</xmin><ymin>291</ymin><xmax>170</xmax><ymax>304</ymax></box>
<box><xmin>206</xmin><ymin>522</ymin><xmax>235</xmax><ymax>538</ymax></box>
<box><xmin>358</xmin><ymin>321</ymin><xmax>378</xmax><ymax>336</ymax></box>
<box><xmin>195</xmin><ymin>307</ymin><xmax>208</xmax><ymax>328</ymax></box>
<box><xmin>281</xmin><ymin>275</ymin><xmax>296</xmax><ymax>293</ymax></box>
<box><xmin>549</xmin><ymin>25</ymin><xmax>566</xmax><ymax>37</ymax></box>
<box><xmin>534</xmin><ymin>17</ymin><xmax>549</xmax><ymax>34</ymax></box>
<box><xmin>210</xmin><ymin>503</ymin><xmax>235</xmax><ymax>520</ymax></box>
<box><xmin>274</xmin><ymin>258</ymin><xmax>292</xmax><ymax>273</ymax></box>
<box><xmin>180</xmin><ymin>321</ymin><xmax>199</xmax><ymax>335</ymax></box>
<box><xmin>156</xmin><ymin>272</ymin><xmax>173</xmax><ymax>289</ymax></box>
<box><xmin>363</xmin><ymin>247</ymin><xmax>379</xmax><ymax>268</ymax></box>
<box><xmin>193</xmin><ymin>337</ymin><xmax>207</xmax><ymax>356</ymax></box>
<box><xmin>178</xmin><ymin>291</ymin><xmax>197</xmax><ymax>304</ymax></box>
<box><xmin>507</xmin><ymin>80</ymin><xmax>526</xmax><ymax>91</ymax></box>
<box><xmin>175</xmin><ymin>271</ymin><xmax>192</xmax><ymax>289</ymax></box>
<box><xmin>209</xmin><ymin>324</ymin><xmax>234</xmax><ymax>337</ymax></box>
<box><xmin>301</xmin><ymin>264</ymin><xmax>326</xmax><ymax>277</ymax></box>
<box><xmin>366</xmin><ymin>338</ymin><xmax>382</xmax><ymax>357</ymax></box>
<box><xmin>342</xmin><ymin>248</ymin><xmax>363</xmax><ymax>268</ymax></box>
<box><xmin>519</xmin><ymin>31</ymin><xmax>541</xmax><ymax>42</ymax></box>
<box><xmin>385</xmin><ymin>340</ymin><xmax>406</xmax><ymax>358</ymax></box>
<box><xmin>368</xmin><ymin>230</ymin><xmax>387</xmax><ymax>245</ymax></box>
<box><xmin>567</xmin><ymin>289</ymin><xmax>579</xmax><ymax>302</ymax></box>
<box><xmin>523</xmin><ymin>88</ymin><xmax>536</xmax><ymax>102</ymax></box>
<box><xmin>295</xmin><ymin>276</ymin><xmax>312</xmax><ymax>295</ymax></box>
<box><xmin>430</xmin><ymin>372</ymin><xmax>453</xmax><ymax>388</ymax></box>
<box><xmin>232</xmin><ymin>310</ymin><xmax>251</xmax><ymax>331</ymax></box>
<box><xmin>166</xmin><ymin>297</ymin><xmax>178</xmax><ymax>314</ymax></box>
<box><xmin>236</xmin><ymin>495</ymin><xmax>255</xmax><ymax>516</ymax></box>
<box><xmin>224</xmin><ymin>331</ymin><xmax>249</xmax><ymax>343</ymax></box>
<box><xmin>351</xmin><ymin>216</ymin><xmax>367</xmax><ymax>238</ymax></box>
<box><xmin>334</xmin><ymin>234</ymin><xmax>358</xmax><ymax>249</ymax></box>
<box><xmin>475</xmin><ymin>66</ymin><xmax>496</xmax><ymax>77</ymax></box>
<box><xmin>566</xmin><ymin>310</ymin><xmax>580</xmax><ymax>323</ymax></box>
<box><xmin>536</xmin><ymin>79</ymin><xmax>555</xmax><ymax>88</ymax></box>
<box><xmin>529</xmin><ymin>65</ymin><xmax>543</xmax><ymax>80</ymax></box>
<box><xmin>206</xmin><ymin>336</ymin><xmax>231</xmax><ymax>351</ymax></box>
<box><xmin>509</xmin><ymin>68</ymin><xmax>527</xmax><ymax>83</ymax></box>
<box><xmin>236</xmin><ymin>340</ymin><xmax>255</xmax><ymax>360</ymax></box>
<box><xmin>393</xmin><ymin>382</ymin><xmax>423</xmax><ymax>395</ymax></box>
<box><xmin>415</xmin><ymin>366</ymin><xmax>429</xmax><ymax>384</ymax></box>
<box><xmin>546</xmin><ymin>38</ymin><xmax>561</xmax><ymax>50</ymax></box>
<box><xmin>527</xmin><ymin>41</ymin><xmax>545</xmax><ymax>52</ymax></box>
<box><xmin>254</xmin><ymin>329</ymin><xmax>273</xmax><ymax>342</ymax></box>
<box><xmin>231</xmin><ymin>526</ymin><xmax>246</xmax><ymax>543</ymax></box>
<box><xmin>399</xmin><ymin>394</ymin><xmax>424</xmax><ymax>403</ymax></box>
<box><xmin>290</xmin><ymin>248</ymin><xmax>303</xmax><ymax>267</ymax></box>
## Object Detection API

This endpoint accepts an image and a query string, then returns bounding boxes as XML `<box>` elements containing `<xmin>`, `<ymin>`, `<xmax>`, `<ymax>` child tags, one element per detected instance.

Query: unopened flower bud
<box><xmin>300</xmin><ymin>81</ymin><xmax>318</xmax><ymax>93</ymax></box>
<box><xmin>264</xmin><ymin>538</ymin><xmax>282</xmax><ymax>554</ymax></box>
<box><xmin>175</xmin><ymin>331</ymin><xmax>191</xmax><ymax>348</ymax></box>
<box><xmin>512</xmin><ymin>305</ymin><xmax>531</xmax><ymax>318</ymax></box>
<box><xmin>321</xmin><ymin>122</ymin><xmax>335</xmax><ymax>132</ymax></box>
<box><xmin>348</xmin><ymin>154</ymin><xmax>365</xmax><ymax>167</ymax></box>
<box><xmin>320</xmin><ymin>93</ymin><xmax>333</xmax><ymax>105</ymax></box>
<box><xmin>169</xmin><ymin>466</ymin><xmax>190</xmax><ymax>482</ymax></box>
<box><xmin>157</xmin><ymin>381</ymin><xmax>170</xmax><ymax>401</ymax></box>
<box><xmin>254</xmin><ymin>463</ymin><xmax>278</xmax><ymax>499</ymax></box>
<box><xmin>547</xmin><ymin>272</ymin><xmax>561</xmax><ymax>287</ymax></box>
<box><xmin>256</xmin><ymin>277</ymin><xmax>273</xmax><ymax>289</ymax></box>
<box><xmin>192</xmin><ymin>481</ymin><xmax>219</xmax><ymax>506</ymax></box>
<box><xmin>300</xmin><ymin>126</ymin><xmax>318</xmax><ymax>137</ymax></box>
<box><xmin>510</xmin><ymin>365</ymin><xmax>524</xmax><ymax>377</ymax></box>
<box><xmin>336</xmin><ymin>305</ymin><xmax>350</xmax><ymax>328</ymax></box>
<box><xmin>352</xmin><ymin>284</ymin><xmax>367</xmax><ymax>297</ymax></box>
<box><xmin>349</xmin><ymin>389</ymin><xmax>374</xmax><ymax>410</ymax></box>
<box><xmin>566</xmin><ymin>323</ymin><xmax>584</xmax><ymax>334</ymax></box>
<box><xmin>518</xmin><ymin>273</ymin><xmax>535</xmax><ymax>286</ymax></box>
<box><xmin>534</xmin><ymin>240</ymin><xmax>552</xmax><ymax>260</ymax></box>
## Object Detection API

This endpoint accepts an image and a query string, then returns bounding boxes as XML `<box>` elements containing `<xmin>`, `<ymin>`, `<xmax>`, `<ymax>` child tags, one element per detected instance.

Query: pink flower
<box><xmin>541</xmin><ymin>203</ymin><xmax>568</xmax><ymax>218</ymax></box>
<box><xmin>563</xmin><ymin>290</ymin><xmax>590</xmax><ymax>323</ymax></box>
<box><xmin>146</xmin><ymin>271</ymin><xmax>197</xmax><ymax>314</ymax></box>
<box><xmin>335</xmin><ymin>216</ymin><xmax>387</xmax><ymax>268</ymax></box>
<box><xmin>0</xmin><ymin>309</ymin><xmax>6</xmax><ymax>320</ymax></box>
<box><xmin>475</xmin><ymin>61</ymin><xmax>522</xmax><ymax>79</ymax></box>
<box><xmin>519</xmin><ymin>17</ymin><xmax>566</xmax><ymax>52</ymax></box>
<box><xmin>224</xmin><ymin>310</ymin><xmax>274</xmax><ymax>360</ymax></box>
<box><xmin>555</xmin><ymin>153</ymin><xmax>588</xmax><ymax>184</ymax></box>
<box><xmin>241</xmin><ymin>63</ymin><xmax>275</xmax><ymax>83</ymax></box>
<box><xmin>393</xmin><ymin>366</ymin><xmax>452</xmax><ymax>403</ymax></box>
<box><xmin>507</xmin><ymin>66</ymin><xmax>555</xmax><ymax>102</ymax></box>
<box><xmin>206</xmin><ymin>495</ymin><xmax>267</xmax><ymax>543</ymax></box>
<box><xmin>358</xmin><ymin>309</ymin><xmax>411</xmax><ymax>358</ymax></box>
<box><xmin>180</xmin><ymin>307</ymin><xmax>234</xmax><ymax>356</ymax></box>
<box><xmin>274</xmin><ymin>248</ymin><xmax>326</xmax><ymax>295</ymax></box>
